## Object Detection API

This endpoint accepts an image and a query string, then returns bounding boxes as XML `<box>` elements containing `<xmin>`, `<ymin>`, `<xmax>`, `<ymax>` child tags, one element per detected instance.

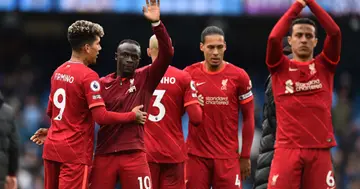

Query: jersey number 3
<box><xmin>148</xmin><ymin>89</ymin><xmax>166</xmax><ymax>122</ymax></box>
<box><xmin>53</xmin><ymin>88</ymin><xmax>66</xmax><ymax>121</ymax></box>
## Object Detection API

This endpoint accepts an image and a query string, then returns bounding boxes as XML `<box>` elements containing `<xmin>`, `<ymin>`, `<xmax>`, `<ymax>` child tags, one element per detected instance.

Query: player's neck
<box><xmin>70</xmin><ymin>51</ymin><xmax>88</xmax><ymax>66</ymax></box>
<box><xmin>117</xmin><ymin>69</ymin><xmax>133</xmax><ymax>79</ymax></box>
<box><xmin>204</xmin><ymin>61</ymin><xmax>224</xmax><ymax>72</ymax></box>
<box><xmin>293</xmin><ymin>54</ymin><xmax>314</xmax><ymax>63</ymax></box>
<box><xmin>151</xmin><ymin>56</ymin><xmax>157</xmax><ymax>62</ymax></box>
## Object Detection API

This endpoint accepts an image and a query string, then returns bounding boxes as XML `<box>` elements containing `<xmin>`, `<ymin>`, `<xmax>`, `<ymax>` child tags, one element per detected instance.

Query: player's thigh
<box><xmin>119</xmin><ymin>151</ymin><xmax>152</xmax><ymax>189</ymax></box>
<box><xmin>58</xmin><ymin>163</ymin><xmax>89</xmax><ymax>189</ymax></box>
<box><xmin>212</xmin><ymin>158</ymin><xmax>241</xmax><ymax>189</ymax></box>
<box><xmin>43</xmin><ymin>159</ymin><xmax>61</xmax><ymax>189</ymax></box>
<box><xmin>89</xmin><ymin>155</ymin><xmax>118</xmax><ymax>189</ymax></box>
<box><xmin>267</xmin><ymin>148</ymin><xmax>302</xmax><ymax>189</ymax></box>
<box><xmin>148</xmin><ymin>162</ymin><xmax>161</xmax><ymax>189</ymax></box>
<box><xmin>160</xmin><ymin>163</ymin><xmax>185</xmax><ymax>189</ymax></box>
<box><xmin>186</xmin><ymin>154</ymin><xmax>212</xmax><ymax>189</ymax></box>
<box><xmin>302</xmin><ymin>149</ymin><xmax>336</xmax><ymax>189</ymax></box>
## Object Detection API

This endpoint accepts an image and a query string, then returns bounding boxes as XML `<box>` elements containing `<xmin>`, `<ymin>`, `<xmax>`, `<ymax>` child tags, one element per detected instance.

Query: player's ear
<box><xmin>200</xmin><ymin>42</ymin><xmax>204</xmax><ymax>52</ymax></box>
<box><xmin>84</xmin><ymin>44</ymin><xmax>90</xmax><ymax>53</ymax></box>
<box><xmin>224</xmin><ymin>41</ymin><xmax>227</xmax><ymax>51</ymax></box>
<box><xmin>314</xmin><ymin>37</ymin><xmax>318</xmax><ymax>48</ymax></box>
<box><xmin>287</xmin><ymin>36</ymin><xmax>292</xmax><ymax>46</ymax></box>
<box><xmin>147</xmin><ymin>48</ymin><xmax>151</xmax><ymax>57</ymax></box>
<box><xmin>114</xmin><ymin>52</ymin><xmax>117</xmax><ymax>61</ymax></box>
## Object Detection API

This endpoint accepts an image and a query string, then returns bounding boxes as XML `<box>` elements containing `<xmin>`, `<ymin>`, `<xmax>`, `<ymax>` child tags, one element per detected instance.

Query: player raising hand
<box><xmin>266</xmin><ymin>0</ymin><xmax>341</xmax><ymax>188</ymax></box>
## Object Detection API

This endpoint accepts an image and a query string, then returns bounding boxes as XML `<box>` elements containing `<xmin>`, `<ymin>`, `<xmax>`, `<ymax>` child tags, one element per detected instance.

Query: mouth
<box><xmin>299</xmin><ymin>46</ymin><xmax>309</xmax><ymax>50</ymax></box>
<box><xmin>210</xmin><ymin>58</ymin><xmax>221</xmax><ymax>64</ymax></box>
<box><xmin>124</xmin><ymin>65</ymin><xmax>134</xmax><ymax>71</ymax></box>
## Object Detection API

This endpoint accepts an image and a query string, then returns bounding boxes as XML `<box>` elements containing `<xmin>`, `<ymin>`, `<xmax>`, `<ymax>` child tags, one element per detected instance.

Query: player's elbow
<box><xmin>187</xmin><ymin>104</ymin><xmax>203</xmax><ymax>126</ymax></box>
<box><xmin>91</xmin><ymin>106</ymin><xmax>107</xmax><ymax>125</ymax></box>
<box><xmin>268</xmin><ymin>34</ymin><xmax>281</xmax><ymax>45</ymax></box>
<box><xmin>189</xmin><ymin>116</ymin><xmax>202</xmax><ymax>126</ymax></box>
<box><xmin>332</xmin><ymin>26</ymin><xmax>341</xmax><ymax>38</ymax></box>
<box><xmin>165</xmin><ymin>48</ymin><xmax>174</xmax><ymax>60</ymax></box>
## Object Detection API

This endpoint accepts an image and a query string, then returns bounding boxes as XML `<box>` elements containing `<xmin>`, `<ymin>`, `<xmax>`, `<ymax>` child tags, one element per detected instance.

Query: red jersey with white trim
<box><xmin>265</xmin><ymin>0</ymin><xmax>341</xmax><ymax>149</ymax></box>
<box><xmin>43</xmin><ymin>62</ymin><xmax>105</xmax><ymax>165</ymax></box>
<box><xmin>269</xmin><ymin>54</ymin><xmax>337</xmax><ymax>148</ymax></box>
<box><xmin>145</xmin><ymin>66</ymin><xmax>198</xmax><ymax>163</ymax></box>
<box><xmin>184</xmin><ymin>62</ymin><xmax>253</xmax><ymax>159</ymax></box>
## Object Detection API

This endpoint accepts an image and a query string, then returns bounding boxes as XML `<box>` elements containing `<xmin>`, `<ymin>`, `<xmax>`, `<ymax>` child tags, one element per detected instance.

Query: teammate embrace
<box><xmin>30</xmin><ymin>0</ymin><xmax>341</xmax><ymax>189</ymax></box>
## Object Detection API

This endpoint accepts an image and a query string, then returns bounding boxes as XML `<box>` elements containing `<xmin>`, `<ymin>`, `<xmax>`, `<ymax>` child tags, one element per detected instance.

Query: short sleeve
<box><xmin>82</xmin><ymin>71</ymin><xmax>105</xmax><ymax>109</ymax></box>
<box><xmin>237</xmin><ymin>70</ymin><xmax>254</xmax><ymax>105</ymax></box>
<box><xmin>183</xmin><ymin>72</ymin><xmax>199</xmax><ymax>107</ymax></box>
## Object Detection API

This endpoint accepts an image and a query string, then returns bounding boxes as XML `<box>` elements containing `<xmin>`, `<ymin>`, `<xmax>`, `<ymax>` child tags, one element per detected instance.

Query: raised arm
<box><xmin>306</xmin><ymin>0</ymin><xmax>341</xmax><ymax>63</ymax></box>
<box><xmin>266</xmin><ymin>1</ymin><xmax>304</xmax><ymax>68</ymax></box>
<box><xmin>143</xmin><ymin>0</ymin><xmax>174</xmax><ymax>91</ymax></box>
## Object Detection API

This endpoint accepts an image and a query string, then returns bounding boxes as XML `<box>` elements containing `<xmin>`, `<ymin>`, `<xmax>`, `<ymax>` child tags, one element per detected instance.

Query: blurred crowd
<box><xmin>1</xmin><ymin>14</ymin><xmax>360</xmax><ymax>189</ymax></box>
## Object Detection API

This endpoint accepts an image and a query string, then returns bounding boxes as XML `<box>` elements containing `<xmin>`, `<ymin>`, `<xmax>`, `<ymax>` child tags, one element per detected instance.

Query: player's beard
<box><xmin>117</xmin><ymin>63</ymin><xmax>135</xmax><ymax>78</ymax></box>
<box><xmin>297</xmin><ymin>50</ymin><xmax>313</xmax><ymax>61</ymax></box>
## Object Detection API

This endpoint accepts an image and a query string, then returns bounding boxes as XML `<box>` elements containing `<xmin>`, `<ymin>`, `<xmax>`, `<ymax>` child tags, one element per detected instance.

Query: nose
<box><xmin>125</xmin><ymin>58</ymin><xmax>134</xmax><ymax>64</ymax></box>
<box><xmin>213</xmin><ymin>48</ymin><xmax>219</xmax><ymax>55</ymax></box>
<box><xmin>300</xmin><ymin>36</ymin><xmax>307</xmax><ymax>43</ymax></box>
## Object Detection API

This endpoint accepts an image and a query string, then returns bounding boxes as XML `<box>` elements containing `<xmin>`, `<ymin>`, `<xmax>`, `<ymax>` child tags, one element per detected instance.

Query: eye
<box><xmin>306</xmin><ymin>34</ymin><xmax>313</xmax><ymax>39</ymax></box>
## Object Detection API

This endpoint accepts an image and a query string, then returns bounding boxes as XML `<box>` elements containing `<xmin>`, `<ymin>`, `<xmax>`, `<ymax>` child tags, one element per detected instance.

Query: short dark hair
<box><xmin>290</xmin><ymin>18</ymin><xmax>317</xmax><ymax>35</ymax></box>
<box><xmin>201</xmin><ymin>26</ymin><xmax>225</xmax><ymax>43</ymax></box>
<box><xmin>118</xmin><ymin>39</ymin><xmax>141</xmax><ymax>48</ymax></box>
<box><xmin>67</xmin><ymin>20</ymin><xmax>104</xmax><ymax>51</ymax></box>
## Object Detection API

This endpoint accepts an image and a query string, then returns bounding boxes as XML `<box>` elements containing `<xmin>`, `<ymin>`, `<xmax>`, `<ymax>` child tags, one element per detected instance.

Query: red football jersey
<box><xmin>269</xmin><ymin>54</ymin><xmax>337</xmax><ymax>148</ymax></box>
<box><xmin>43</xmin><ymin>61</ymin><xmax>105</xmax><ymax>165</ymax></box>
<box><xmin>144</xmin><ymin>66</ymin><xmax>198</xmax><ymax>163</ymax></box>
<box><xmin>95</xmin><ymin>21</ymin><xmax>173</xmax><ymax>155</ymax></box>
<box><xmin>184</xmin><ymin>62</ymin><xmax>253</xmax><ymax>159</ymax></box>
<box><xmin>96</xmin><ymin>68</ymin><xmax>158</xmax><ymax>154</ymax></box>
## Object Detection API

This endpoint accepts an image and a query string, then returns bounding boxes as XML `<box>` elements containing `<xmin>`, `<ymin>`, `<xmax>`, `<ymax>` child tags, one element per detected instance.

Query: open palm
<box><xmin>143</xmin><ymin>0</ymin><xmax>160</xmax><ymax>22</ymax></box>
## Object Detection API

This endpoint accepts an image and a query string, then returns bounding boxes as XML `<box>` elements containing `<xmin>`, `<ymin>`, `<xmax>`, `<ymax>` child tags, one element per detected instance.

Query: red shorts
<box><xmin>89</xmin><ymin>150</ymin><xmax>151</xmax><ymax>189</ymax></box>
<box><xmin>186</xmin><ymin>154</ymin><xmax>242</xmax><ymax>189</ymax></box>
<box><xmin>268</xmin><ymin>148</ymin><xmax>336</xmax><ymax>189</ymax></box>
<box><xmin>43</xmin><ymin>159</ymin><xmax>89</xmax><ymax>189</ymax></box>
<box><xmin>148</xmin><ymin>162</ymin><xmax>185</xmax><ymax>189</ymax></box>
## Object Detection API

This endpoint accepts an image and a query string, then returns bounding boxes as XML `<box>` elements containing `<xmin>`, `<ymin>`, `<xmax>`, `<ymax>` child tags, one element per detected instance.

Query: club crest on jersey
<box><xmin>90</xmin><ymin>81</ymin><xmax>100</xmax><ymax>92</ymax></box>
<box><xmin>309</xmin><ymin>63</ymin><xmax>316</xmax><ymax>75</ymax></box>
<box><xmin>127</xmin><ymin>78</ymin><xmax>136</xmax><ymax>93</ymax></box>
<box><xmin>271</xmin><ymin>174</ymin><xmax>279</xmax><ymax>186</ymax></box>
<box><xmin>221</xmin><ymin>79</ymin><xmax>228</xmax><ymax>90</ymax></box>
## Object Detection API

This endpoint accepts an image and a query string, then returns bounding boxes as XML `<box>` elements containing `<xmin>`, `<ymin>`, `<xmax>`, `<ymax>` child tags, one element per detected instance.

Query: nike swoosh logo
<box><xmin>105</xmin><ymin>85</ymin><xmax>113</xmax><ymax>90</ymax></box>
<box><xmin>196</xmin><ymin>82</ymin><xmax>206</xmax><ymax>86</ymax></box>
<box><xmin>289</xmin><ymin>68</ymin><xmax>298</xmax><ymax>71</ymax></box>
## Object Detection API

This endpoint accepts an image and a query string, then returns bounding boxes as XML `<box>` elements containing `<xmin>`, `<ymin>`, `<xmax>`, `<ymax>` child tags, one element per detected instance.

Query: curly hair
<box><xmin>67</xmin><ymin>20</ymin><xmax>104</xmax><ymax>51</ymax></box>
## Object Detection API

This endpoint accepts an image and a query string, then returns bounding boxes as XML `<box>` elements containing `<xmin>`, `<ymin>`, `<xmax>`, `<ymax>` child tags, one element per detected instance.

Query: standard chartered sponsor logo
<box><xmin>285</xmin><ymin>79</ymin><xmax>322</xmax><ymax>94</ymax></box>
<box><xmin>295</xmin><ymin>79</ymin><xmax>322</xmax><ymax>92</ymax></box>
<box><xmin>205</xmin><ymin>96</ymin><xmax>229</xmax><ymax>105</ymax></box>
